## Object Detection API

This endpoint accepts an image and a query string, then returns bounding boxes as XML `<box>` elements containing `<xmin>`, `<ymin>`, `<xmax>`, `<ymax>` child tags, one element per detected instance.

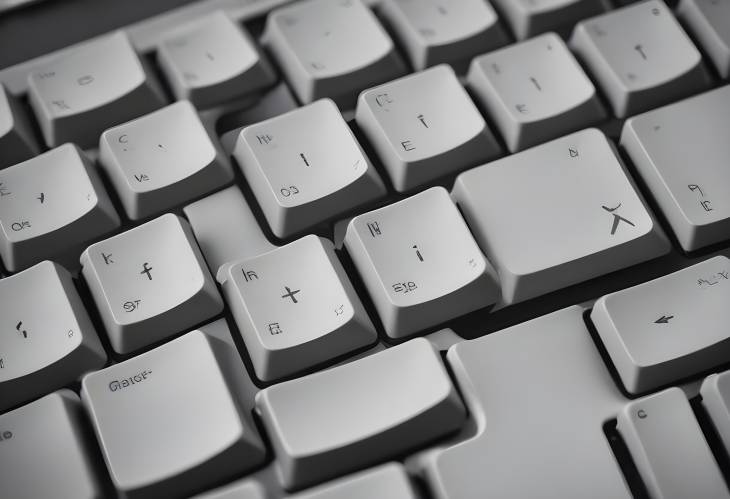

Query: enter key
<box><xmin>591</xmin><ymin>256</ymin><xmax>730</xmax><ymax>394</ymax></box>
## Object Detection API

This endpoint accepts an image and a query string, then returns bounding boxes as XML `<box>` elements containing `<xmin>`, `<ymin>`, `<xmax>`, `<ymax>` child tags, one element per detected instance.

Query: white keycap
<box><xmin>233</xmin><ymin>99</ymin><xmax>385</xmax><ymax>238</ymax></box>
<box><xmin>0</xmin><ymin>144</ymin><xmax>120</xmax><ymax>272</ymax></box>
<box><xmin>82</xmin><ymin>330</ymin><xmax>266</xmax><ymax>498</ymax></box>
<box><xmin>356</xmin><ymin>65</ymin><xmax>501</xmax><ymax>191</ymax></box>
<box><xmin>592</xmin><ymin>257</ymin><xmax>730</xmax><ymax>394</ymax></box>
<box><xmin>452</xmin><ymin>128</ymin><xmax>669</xmax><ymax>304</ymax></box>
<box><xmin>490</xmin><ymin>0</ymin><xmax>608</xmax><ymax>39</ymax></box>
<box><xmin>0</xmin><ymin>83</ymin><xmax>38</xmax><ymax>169</ymax></box>
<box><xmin>0</xmin><ymin>390</ymin><xmax>104</xmax><ymax>499</ymax></box>
<box><xmin>184</xmin><ymin>186</ymin><xmax>276</xmax><ymax>277</ymax></box>
<box><xmin>345</xmin><ymin>187</ymin><xmax>500</xmax><ymax>338</ymax></box>
<box><xmin>570</xmin><ymin>0</ymin><xmax>710</xmax><ymax>118</ymax></box>
<box><xmin>27</xmin><ymin>32</ymin><xmax>165</xmax><ymax>148</ymax></box>
<box><xmin>256</xmin><ymin>338</ymin><xmax>465</xmax><ymax>490</ymax></box>
<box><xmin>467</xmin><ymin>32</ymin><xmax>605</xmax><ymax>152</ymax></box>
<box><xmin>618</xmin><ymin>388</ymin><xmax>729</xmax><ymax>499</ymax></box>
<box><xmin>99</xmin><ymin>101</ymin><xmax>232</xmax><ymax>220</ymax></box>
<box><xmin>290</xmin><ymin>463</ymin><xmax>417</xmax><ymax>499</ymax></box>
<box><xmin>80</xmin><ymin>214</ymin><xmax>223</xmax><ymax>354</ymax></box>
<box><xmin>221</xmin><ymin>235</ymin><xmax>376</xmax><ymax>381</ymax></box>
<box><xmin>194</xmin><ymin>480</ymin><xmax>267</xmax><ymax>499</ymax></box>
<box><xmin>263</xmin><ymin>0</ymin><xmax>406</xmax><ymax>107</ymax></box>
<box><xmin>678</xmin><ymin>0</ymin><xmax>730</xmax><ymax>78</ymax></box>
<box><xmin>0</xmin><ymin>261</ymin><xmax>106</xmax><ymax>411</ymax></box>
<box><xmin>417</xmin><ymin>306</ymin><xmax>631</xmax><ymax>499</ymax></box>
<box><xmin>379</xmin><ymin>0</ymin><xmax>508</xmax><ymax>70</ymax></box>
<box><xmin>701</xmin><ymin>370</ymin><xmax>730</xmax><ymax>456</ymax></box>
<box><xmin>621</xmin><ymin>85</ymin><xmax>730</xmax><ymax>252</ymax></box>
<box><xmin>157</xmin><ymin>11</ymin><xmax>276</xmax><ymax>108</ymax></box>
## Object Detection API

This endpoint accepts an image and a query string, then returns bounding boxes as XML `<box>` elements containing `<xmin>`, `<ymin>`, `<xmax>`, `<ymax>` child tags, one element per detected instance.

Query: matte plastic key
<box><xmin>678</xmin><ymin>0</ymin><xmax>730</xmax><ymax>78</ymax></box>
<box><xmin>491</xmin><ymin>0</ymin><xmax>608</xmax><ymax>39</ymax></box>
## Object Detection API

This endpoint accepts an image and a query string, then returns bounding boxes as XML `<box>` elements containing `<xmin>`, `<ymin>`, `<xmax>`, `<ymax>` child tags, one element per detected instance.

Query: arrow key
<box><xmin>591</xmin><ymin>256</ymin><xmax>730</xmax><ymax>394</ymax></box>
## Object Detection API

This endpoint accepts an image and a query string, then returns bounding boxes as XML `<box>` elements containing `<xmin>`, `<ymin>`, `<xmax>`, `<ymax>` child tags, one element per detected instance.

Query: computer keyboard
<box><xmin>1</xmin><ymin>0</ymin><xmax>730</xmax><ymax>498</ymax></box>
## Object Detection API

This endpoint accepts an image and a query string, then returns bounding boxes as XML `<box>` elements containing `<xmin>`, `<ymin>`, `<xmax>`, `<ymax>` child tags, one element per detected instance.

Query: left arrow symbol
<box><xmin>654</xmin><ymin>315</ymin><xmax>674</xmax><ymax>324</ymax></box>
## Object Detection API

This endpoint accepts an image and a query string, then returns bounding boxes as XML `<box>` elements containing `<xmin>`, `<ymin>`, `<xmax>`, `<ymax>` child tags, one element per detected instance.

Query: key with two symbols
<box><xmin>80</xmin><ymin>213</ymin><xmax>223</xmax><ymax>354</ymax></box>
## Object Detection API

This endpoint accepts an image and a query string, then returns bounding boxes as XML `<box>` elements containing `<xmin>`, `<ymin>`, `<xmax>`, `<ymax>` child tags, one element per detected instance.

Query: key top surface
<box><xmin>256</xmin><ymin>338</ymin><xmax>466</xmax><ymax>490</ymax></box>
<box><xmin>452</xmin><ymin>128</ymin><xmax>669</xmax><ymax>304</ymax></box>
<box><xmin>263</xmin><ymin>0</ymin><xmax>405</xmax><ymax>107</ymax></box>
<box><xmin>0</xmin><ymin>143</ymin><xmax>120</xmax><ymax>271</ymax></box>
<box><xmin>233</xmin><ymin>99</ymin><xmax>385</xmax><ymax>238</ymax></box>
<box><xmin>592</xmin><ymin>256</ymin><xmax>730</xmax><ymax>394</ymax></box>
<box><xmin>0</xmin><ymin>261</ymin><xmax>106</xmax><ymax>412</ymax></box>
<box><xmin>345</xmin><ymin>187</ymin><xmax>500</xmax><ymax>338</ymax></box>
<box><xmin>418</xmin><ymin>306</ymin><xmax>630</xmax><ymax>499</ymax></box>
<box><xmin>570</xmin><ymin>0</ymin><xmax>710</xmax><ymax>118</ymax></box>
<box><xmin>290</xmin><ymin>463</ymin><xmax>417</xmax><ymax>499</ymax></box>
<box><xmin>220</xmin><ymin>234</ymin><xmax>376</xmax><ymax>381</ymax></box>
<box><xmin>157</xmin><ymin>11</ymin><xmax>276</xmax><ymax>108</ymax></box>
<box><xmin>618</xmin><ymin>388</ymin><xmax>729</xmax><ymax>499</ymax></box>
<box><xmin>27</xmin><ymin>32</ymin><xmax>165</xmax><ymax>148</ymax></box>
<box><xmin>356</xmin><ymin>64</ymin><xmax>501</xmax><ymax>191</ymax></box>
<box><xmin>0</xmin><ymin>390</ymin><xmax>104</xmax><ymax>499</ymax></box>
<box><xmin>679</xmin><ymin>0</ymin><xmax>730</xmax><ymax>78</ymax></box>
<box><xmin>82</xmin><ymin>330</ymin><xmax>266</xmax><ymax>499</ymax></box>
<box><xmin>491</xmin><ymin>0</ymin><xmax>608</xmax><ymax>39</ymax></box>
<box><xmin>467</xmin><ymin>32</ymin><xmax>605</xmax><ymax>152</ymax></box>
<box><xmin>99</xmin><ymin>100</ymin><xmax>232</xmax><ymax>220</ymax></box>
<box><xmin>379</xmin><ymin>0</ymin><xmax>508</xmax><ymax>71</ymax></box>
<box><xmin>0</xmin><ymin>83</ymin><xmax>38</xmax><ymax>169</ymax></box>
<box><xmin>80</xmin><ymin>213</ymin><xmax>223</xmax><ymax>354</ymax></box>
<box><xmin>621</xmin><ymin>85</ymin><xmax>730</xmax><ymax>252</ymax></box>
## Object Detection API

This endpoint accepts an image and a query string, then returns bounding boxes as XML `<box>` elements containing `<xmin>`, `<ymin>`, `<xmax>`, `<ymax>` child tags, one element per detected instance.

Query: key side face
<box><xmin>0</xmin><ymin>145</ymin><xmax>99</xmax><ymax>244</ymax></box>
<box><xmin>82</xmin><ymin>214</ymin><xmax>206</xmax><ymax>327</ymax></box>
<box><xmin>240</xmin><ymin>100</ymin><xmax>371</xmax><ymax>207</ymax></box>
<box><xmin>0</xmin><ymin>262</ymin><xmax>83</xmax><ymax>382</ymax></box>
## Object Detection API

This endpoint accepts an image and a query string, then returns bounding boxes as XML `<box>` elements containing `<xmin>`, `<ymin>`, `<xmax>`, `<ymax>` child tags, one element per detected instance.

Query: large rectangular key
<box><xmin>0</xmin><ymin>261</ymin><xmax>106</xmax><ymax>412</ymax></box>
<box><xmin>82</xmin><ymin>329</ymin><xmax>266</xmax><ymax>498</ymax></box>
<box><xmin>27</xmin><ymin>32</ymin><xmax>165</xmax><ymax>148</ymax></box>
<box><xmin>255</xmin><ymin>338</ymin><xmax>466</xmax><ymax>490</ymax></box>
<box><xmin>452</xmin><ymin>128</ymin><xmax>669</xmax><ymax>304</ymax></box>
<box><xmin>0</xmin><ymin>390</ymin><xmax>104</xmax><ymax>499</ymax></box>
<box><xmin>618</xmin><ymin>388</ymin><xmax>729</xmax><ymax>499</ymax></box>
<box><xmin>621</xmin><ymin>85</ymin><xmax>730</xmax><ymax>252</ymax></box>
<box><xmin>592</xmin><ymin>256</ymin><xmax>730</xmax><ymax>394</ymax></box>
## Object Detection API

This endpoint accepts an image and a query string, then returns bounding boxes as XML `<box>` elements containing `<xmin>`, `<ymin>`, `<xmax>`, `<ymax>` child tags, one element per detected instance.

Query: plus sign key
<box><xmin>220</xmin><ymin>235</ymin><xmax>376</xmax><ymax>381</ymax></box>
<box><xmin>81</xmin><ymin>214</ymin><xmax>223</xmax><ymax>353</ymax></box>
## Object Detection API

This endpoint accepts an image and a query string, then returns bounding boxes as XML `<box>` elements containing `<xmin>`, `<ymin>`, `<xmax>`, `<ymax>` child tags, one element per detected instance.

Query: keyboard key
<box><xmin>490</xmin><ymin>0</ymin><xmax>608</xmax><ymax>39</ymax></box>
<box><xmin>618</xmin><ymin>388</ymin><xmax>729</xmax><ymax>499</ymax></box>
<box><xmin>220</xmin><ymin>234</ymin><xmax>376</xmax><ymax>381</ymax></box>
<box><xmin>80</xmin><ymin>213</ymin><xmax>223</xmax><ymax>354</ymax></box>
<box><xmin>701</xmin><ymin>370</ymin><xmax>730</xmax><ymax>456</ymax></box>
<box><xmin>82</xmin><ymin>330</ymin><xmax>266</xmax><ymax>498</ymax></box>
<box><xmin>621</xmin><ymin>85</ymin><xmax>730</xmax><ymax>252</ymax></box>
<box><xmin>592</xmin><ymin>256</ymin><xmax>730</xmax><ymax>394</ymax></box>
<box><xmin>233</xmin><ymin>99</ymin><xmax>385</xmax><ymax>238</ymax></box>
<box><xmin>0</xmin><ymin>83</ymin><xmax>38</xmax><ymax>169</ymax></box>
<box><xmin>453</xmin><ymin>128</ymin><xmax>669</xmax><ymax>304</ymax></box>
<box><xmin>290</xmin><ymin>463</ymin><xmax>417</xmax><ymax>499</ymax></box>
<box><xmin>570</xmin><ymin>0</ymin><xmax>710</xmax><ymax>118</ymax></box>
<box><xmin>419</xmin><ymin>306</ymin><xmax>631</xmax><ymax>499</ymax></box>
<box><xmin>157</xmin><ymin>11</ymin><xmax>276</xmax><ymax>108</ymax></box>
<box><xmin>256</xmin><ymin>338</ymin><xmax>465</xmax><ymax>490</ymax></box>
<box><xmin>0</xmin><ymin>144</ymin><xmax>120</xmax><ymax>271</ymax></box>
<box><xmin>678</xmin><ymin>0</ymin><xmax>730</xmax><ymax>78</ymax></box>
<box><xmin>194</xmin><ymin>480</ymin><xmax>267</xmax><ymax>499</ymax></box>
<box><xmin>345</xmin><ymin>187</ymin><xmax>500</xmax><ymax>338</ymax></box>
<box><xmin>379</xmin><ymin>0</ymin><xmax>508</xmax><ymax>70</ymax></box>
<box><xmin>99</xmin><ymin>101</ymin><xmax>232</xmax><ymax>220</ymax></box>
<box><xmin>27</xmin><ymin>32</ymin><xmax>165</xmax><ymax>148</ymax></box>
<box><xmin>467</xmin><ymin>32</ymin><xmax>605</xmax><ymax>152</ymax></box>
<box><xmin>263</xmin><ymin>0</ymin><xmax>406</xmax><ymax>107</ymax></box>
<box><xmin>184</xmin><ymin>186</ymin><xmax>276</xmax><ymax>277</ymax></box>
<box><xmin>0</xmin><ymin>390</ymin><xmax>104</xmax><ymax>499</ymax></box>
<box><xmin>0</xmin><ymin>261</ymin><xmax>106</xmax><ymax>411</ymax></box>
<box><xmin>356</xmin><ymin>65</ymin><xmax>501</xmax><ymax>191</ymax></box>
